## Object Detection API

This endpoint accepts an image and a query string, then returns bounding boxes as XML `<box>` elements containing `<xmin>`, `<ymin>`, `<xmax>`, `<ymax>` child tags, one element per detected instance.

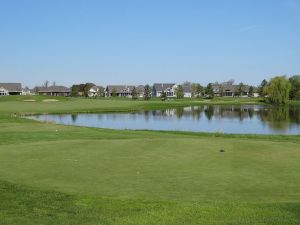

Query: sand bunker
<box><xmin>42</xmin><ymin>99</ymin><xmax>59</xmax><ymax>102</ymax></box>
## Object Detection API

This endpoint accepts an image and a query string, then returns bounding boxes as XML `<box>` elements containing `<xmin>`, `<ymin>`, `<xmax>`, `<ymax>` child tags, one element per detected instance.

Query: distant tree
<box><xmin>289</xmin><ymin>75</ymin><xmax>300</xmax><ymax>100</ymax></box>
<box><xmin>236</xmin><ymin>82</ymin><xmax>244</xmax><ymax>97</ymax></box>
<box><xmin>196</xmin><ymin>83</ymin><xmax>203</xmax><ymax>97</ymax></box>
<box><xmin>219</xmin><ymin>85</ymin><xmax>224</xmax><ymax>97</ymax></box>
<box><xmin>97</xmin><ymin>86</ymin><xmax>105</xmax><ymax>97</ymax></box>
<box><xmin>161</xmin><ymin>91</ymin><xmax>167</xmax><ymax>101</ymax></box>
<box><xmin>43</xmin><ymin>80</ymin><xmax>49</xmax><ymax>88</ymax></box>
<box><xmin>205</xmin><ymin>83</ymin><xmax>214</xmax><ymax>98</ymax></box>
<box><xmin>175</xmin><ymin>85</ymin><xmax>184</xmax><ymax>99</ymax></box>
<box><xmin>191</xmin><ymin>83</ymin><xmax>198</xmax><ymax>98</ymax></box>
<box><xmin>71</xmin><ymin>85</ymin><xmax>80</xmax><ymax>97</ymax></box>
<box><xmin>248</xmin><ymin>86</ymin><xmax>254</xmax><ymax>97</ymax></box>
<box><xmin>77</xmin><ymin>84</ymin><xmax>85</xmax><ymax>96</ymax></box>
<box><xmin>143</xmin><ymin>84</ymin><xmax>151</xmax><ymax>100</ymax></box>
<box><xmin>258</xmin><ymin>79</ymin><xmax>268</xmax><ymax>97</ymax></box>
<box><xmin>111</xmin><ymin>88</ymin><xmax>117</xmax><ymax>97</ymax></box>
<box><xmin>265</xmin><ymin>76</ymin><xmax>291</xmax><ymax>104</ymax></box>
<box><xmin>131</xmin><ymin>87</ymin><xmax>138</xmax><ymax>100</ymax></box>
<box><xmin>83</xmin><ymin>83</ymin><xmax>95</xmax><ymax>97</ymax></box>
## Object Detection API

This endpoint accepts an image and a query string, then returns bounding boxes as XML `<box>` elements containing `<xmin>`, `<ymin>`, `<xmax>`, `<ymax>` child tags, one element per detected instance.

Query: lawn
<box><xmin>0</xmin><ymin>96</ymin><xmax>299</xmax><ymax>225</ymax></box>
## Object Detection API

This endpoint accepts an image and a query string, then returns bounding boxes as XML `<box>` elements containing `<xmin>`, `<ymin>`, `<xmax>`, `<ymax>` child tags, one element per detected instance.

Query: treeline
<box><xmin>259</xmin><ymin>75</ymin><xmax>300</xmax><ymax>104</ymax></box>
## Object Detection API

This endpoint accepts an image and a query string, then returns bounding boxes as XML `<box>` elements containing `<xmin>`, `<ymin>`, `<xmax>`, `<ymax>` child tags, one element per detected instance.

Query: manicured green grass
<box><xmin>0</xmin><ymin>96</ymin><xmax>299</xmax><ymax>224</ymax></box>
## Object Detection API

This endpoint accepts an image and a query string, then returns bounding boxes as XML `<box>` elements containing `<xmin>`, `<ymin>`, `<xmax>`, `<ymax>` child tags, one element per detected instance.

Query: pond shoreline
<box><xmin>28</xmin><ymin>105</ymin><xmax>300</xmax><ymax>135</ymax></box>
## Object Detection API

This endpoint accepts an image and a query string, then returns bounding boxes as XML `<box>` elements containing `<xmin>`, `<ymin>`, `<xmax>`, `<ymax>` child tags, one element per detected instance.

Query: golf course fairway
<box><xmin>0</xmin><ymin>96</ymin><xmax>299</xmax><ymax>225</ymax></box>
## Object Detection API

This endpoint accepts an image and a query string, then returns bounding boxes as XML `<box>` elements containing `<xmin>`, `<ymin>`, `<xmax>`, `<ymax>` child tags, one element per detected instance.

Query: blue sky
<box><xmin>0</xmin><ymin>0</ymin><xmax>300</xmax><ymax>87</ymax></box>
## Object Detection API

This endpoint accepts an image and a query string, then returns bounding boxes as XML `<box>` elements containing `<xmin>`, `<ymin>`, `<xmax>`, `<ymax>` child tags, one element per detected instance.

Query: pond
<box><xmin>29</xmin><ymin>105</ymin><xmax>300</xmax><ymax>135</ymax></box>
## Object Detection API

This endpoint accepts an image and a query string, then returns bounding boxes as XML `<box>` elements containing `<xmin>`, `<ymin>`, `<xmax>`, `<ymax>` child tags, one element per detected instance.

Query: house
<box><xmin>212</xmin><ymin>83</ymin><xmax>251</xmax><ymax>97</ymax></box>
<box><xmin>22</xmin><ymin>87</ymin><xmax>33</xmax><ymax>95</ymax></box>
<box><xmin>105</xmin><ymin>85</ymin><xmax>135</xmax><ymax>97</ymax></box>
<box><xmin>182</xmin><ymin>83</ymin><xmax>192</xmax><ymax>98</ymax></box>
<box><xmin>253</xmin><ymin>87</ymin><xmax>260</xmax><ymax>98</ymax></box>
<box><xmin>0</xmin><ymin>83</ymin><xmax>22</xmax><ymax>96</ymax></box>
<box><xmin>136</xmin><ymin>85</ymin><xmax>145</xmax><ymax>98</ymax></box>
<box><xmin>212</xmin><ymin>84</ymin><xmax>222</xmax><ymax>97</ymax></box>
<box><xmin>37</xmin><ymin>86</ymin><xmax>71</xmax><ymax>97</ymax></box>
<box><xmin>88</xmin><ymin>85</ymin><xmax>104</xmax><ymax>97</ymax></box>
<box><xmin>88</xmin><ymin>86</ymin><xmax>98</xmax><ymax>97</ymax></box>
<box><xmin>222</xmin><ymin>84</ymin><xmax>236</xmax><ymax>97</ymax></box>
<box><xmin>152</xmin><ymin>83</ymin><xmax>176</xmax><ymax>97</ymax></box>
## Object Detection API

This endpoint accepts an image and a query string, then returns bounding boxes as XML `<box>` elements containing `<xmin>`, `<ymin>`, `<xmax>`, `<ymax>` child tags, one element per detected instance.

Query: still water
<box><xmin>30</xmin><ymin>105</ymin><xmax>300</xmax><ymax>135</ymax></box>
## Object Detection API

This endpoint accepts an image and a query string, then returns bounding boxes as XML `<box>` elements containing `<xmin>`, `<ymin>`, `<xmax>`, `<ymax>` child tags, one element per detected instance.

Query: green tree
<box><xmin>205</xmin><ymin>83</ymin><xmax>214</xmax><ymax>99</ymax></box>
<box><xmin>131</xmin><ymin>87</ymin><xmax>138</xmax><ymax>100</ymax></box>
<box><xmin>175</xmin><ymin>85</ymin><xmax>184</xmax><ymax>99</ymax></box>
<box><xmin>191</xmin><ymin>83</ymin><xmax>196</xmax><ymax>97</ymax></box>
<box><xmin>83</xmin><ymin>83</ymin><xmax>95</xmax><ymax>97</ymax></box>
<box><xmin>97</xmin><ymin>86</ymin><xmax>105</xmax><ymax>97</ymax></box>
<box><xmin>143</xmin><ymin>84</ymin><xmax>151</xmax><ymax>100</ymax></box>
<box><xmin>265</xmin><ymin>76</ymin><xmax>291</xmax><ymax>104</ymax></box>
<box><xmin>219</xmin><ymin>85</ymin><xmax>224</xmax><ymax>97</ymax></box>
<box><xmin>161</xmin><ymin>91</ymin><xmax>167</xmax><ymax>101</ymax></box>
<box><xmin>71</xmin><ymin>85</ymin><xmax>79</xmax><ymax>97</ymax></box>
<box><xmin>258</xmin><ymin>79</ymin><xmax>268</xmax><ymax>97</ymax></box>
<box><xmin>289</xmin><ymin>75</ymin><xmax>300</xmax><ymax>100</ymax></box>
<box><xmin>236</xmin><ymin>82</ymin><xmax>244</xmax><ymax>97</ymax></box>
<box><xmin>248</xmin><ymin>86</ymin><xmax>254</xmax><ymax>97</ymax></box>
<box><xmin>196</xmin><ymin>84</ymin><xmax>203</xmax><ymax>97</ymax></box>
<box><xmin>192</xmin><ymin>83</ymin><xmax>203</xmax><ymax>98</ymax></box>
<box><xmin>111</xmin><ymin>88</ymin><xmax>117</xmax><ymax>97</ymax></box>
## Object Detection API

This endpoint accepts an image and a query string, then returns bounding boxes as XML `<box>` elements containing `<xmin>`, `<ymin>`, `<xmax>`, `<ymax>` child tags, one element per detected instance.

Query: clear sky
<box><xmin>0</xmin><ymin>0</ymin><xmax>300</xmax><ymax>87</ymax></box>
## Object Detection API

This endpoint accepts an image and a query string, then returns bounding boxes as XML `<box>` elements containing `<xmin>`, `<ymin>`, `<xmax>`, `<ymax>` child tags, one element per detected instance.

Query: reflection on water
<box><xmin>30</xmin><ymin>105</ymin><xmax>300</xmax><ymax>135</ymax></box>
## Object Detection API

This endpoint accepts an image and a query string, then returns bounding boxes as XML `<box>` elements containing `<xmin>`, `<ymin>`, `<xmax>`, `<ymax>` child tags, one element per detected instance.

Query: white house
<box><xmin>152</xmin><ymin>83</ymin><xmax>176</xmax><ymax>97</ymax></box>
<box><xmin>0</xmin><ymin>83</ymin><xmax>22</xmax><ymax>96</ymax></box>
<box><xmin>88</xmin><ymin>86</ymin><xmax>105</xmax><ymax>97</ymax></box>
<box><xmin>136</xmin><ymin>85</ymin><xmax>145</xmax><ymax>98</ymax></box>
<box><xmin>0</xmin><ymin>87</ymin><xmax>9</xmax><ymax>96</ymax></box>
<box><xmin>182</xmin><ymin>84</ymin><xmax>192</xmax><ymax>98</ymax></box>
<box><xmin>22</xmin><ymin>87</ymin><xmax>33</xmax><ymax>95</ymax></box>
<box><xmin>105</xmin><ymin>85</ymin><xmax>135</xmax><ymax>97</ymax></box>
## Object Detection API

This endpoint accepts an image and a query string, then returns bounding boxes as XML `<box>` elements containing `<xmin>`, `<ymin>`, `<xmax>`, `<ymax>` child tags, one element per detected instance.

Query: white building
<box><xmin>152</xmin><ymin>83</ymin><xmax>176</xmax><ymax>97</ymax></box>
<box><xmin>0</xmin><ymin>83</ymin><xmax>22</xmax><ymax>96</ymax></box>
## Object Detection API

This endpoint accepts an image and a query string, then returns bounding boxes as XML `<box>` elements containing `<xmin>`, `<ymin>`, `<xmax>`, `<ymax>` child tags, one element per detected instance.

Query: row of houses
<box><xmin>212</xmin><ymin>84</ymin><xmax>259</xmax><ymax>97</ymax></box>
<box><xmin>104</xmin><ymin>83</ymin><xmax>258</xmax><ymax>98</ymax></box>
<box><xmin>0</xmin><ymin>82</ymin><xmax>259</xmax><ymax>98</ymax></box>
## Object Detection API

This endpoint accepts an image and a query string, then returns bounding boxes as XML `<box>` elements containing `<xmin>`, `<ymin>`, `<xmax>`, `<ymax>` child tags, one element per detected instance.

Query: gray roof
<box><xmin>0</xmin><ymin>83</ymin><xmax>22</xmax><ymax>92</ymax></box>
<box><xmin>214</xmin><ymin>84</ymin><xmax>251</xmax><ymax>93</ymax></box>
<box><xmin>106</xmin><ymin>85</ymin><xmax>135</xmax><ymax>93</ymax></box>
<box><xmin>136</xmin><ymin>85</ymin><xmax>144</xmax><ymax>92</ymax></box>
<box><xmin>37</xmin><ymin>86</ymin><xmax>70</xmax><ymax>93</ymax></box>
<box><xmin>153</xmin><ymin>83</ymin><xmax>175</xmax><ymax>92</ymax></box>
<box><xmin>182</xmin><ymin>84</ymin><xmax>192</xmax><ymax>93</ymax></box>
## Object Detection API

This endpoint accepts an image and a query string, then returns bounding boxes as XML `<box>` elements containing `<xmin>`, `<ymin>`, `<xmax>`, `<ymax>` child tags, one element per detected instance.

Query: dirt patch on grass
<box><xmin>42</xmin><ymin>99</ymin><xmax>59</xmax><ymax>102</ymax></box>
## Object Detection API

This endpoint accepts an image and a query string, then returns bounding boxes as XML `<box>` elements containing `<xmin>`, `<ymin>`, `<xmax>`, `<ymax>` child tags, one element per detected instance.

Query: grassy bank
<box><xmin>0</xmin><ymin>95</ymin><xmax>265</xmax><ymax>115</ymax></box>
<box><xmin>0</xmin><ymin>96</ymin><xmax>299</xmax><ymax>224</ymax></box>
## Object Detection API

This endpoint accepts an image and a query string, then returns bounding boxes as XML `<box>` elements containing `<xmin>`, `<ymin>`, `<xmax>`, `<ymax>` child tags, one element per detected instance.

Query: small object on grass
<box><xmin>220</xmin><ymin>149</ymin><xmax>225</xmax><ymax>152</ymax></box>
